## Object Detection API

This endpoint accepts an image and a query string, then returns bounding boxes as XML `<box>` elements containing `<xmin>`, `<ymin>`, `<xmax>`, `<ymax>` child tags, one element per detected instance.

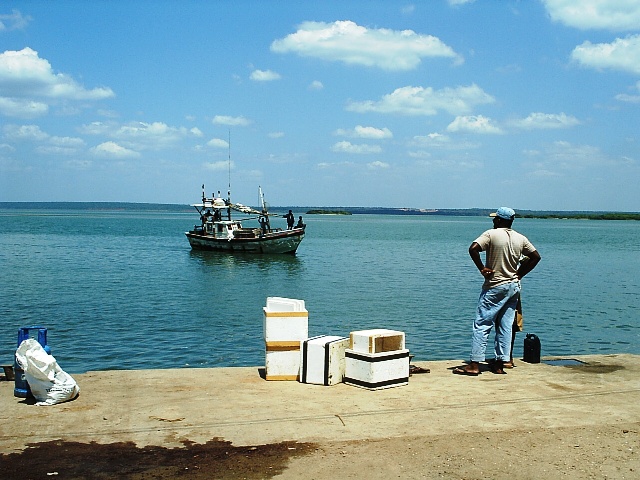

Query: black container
<box><xmin>523</xmin><ymin>333</ymin><xmax>541</xmax><ymax>363</ymax></box>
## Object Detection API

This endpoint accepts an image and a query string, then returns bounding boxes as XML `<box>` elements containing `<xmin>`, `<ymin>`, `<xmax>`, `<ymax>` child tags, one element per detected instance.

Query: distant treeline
<box><xmin>306</xmin><ymin>209</ymin><xmax>352</xmax><ymax>215</ymax></box>
<box><xmin>519</xmin><ymin>213</ymin><xmax>640</xmax><ymax>221</ymax></box>
<box><xmin>1</xmin><ymin>203</ymin><xmax>638</xmax><ymax>220</ymax></box>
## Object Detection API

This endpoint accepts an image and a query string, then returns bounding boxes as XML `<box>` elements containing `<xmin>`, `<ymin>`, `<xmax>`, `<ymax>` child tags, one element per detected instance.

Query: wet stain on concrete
<box><xmin>0</xmin><ymin>438</ymin><xmax>317</xmax><ymax>479</ymax></box>
<box><xmin>545</xmin><ymin>382</ymin><xmax>574</xmax><ymax>392</ymax></box>
<box><xmin>565</xmin><ymin>363</ymin><xmax>625</xmax><ymax>374</ymax></box>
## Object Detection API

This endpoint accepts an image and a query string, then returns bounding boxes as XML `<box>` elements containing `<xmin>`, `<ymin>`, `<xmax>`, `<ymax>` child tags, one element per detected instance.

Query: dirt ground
<box><xmin>1</xmin><ymin>422</ymin><xmax>637</xmax><ymax>479</ymax></box>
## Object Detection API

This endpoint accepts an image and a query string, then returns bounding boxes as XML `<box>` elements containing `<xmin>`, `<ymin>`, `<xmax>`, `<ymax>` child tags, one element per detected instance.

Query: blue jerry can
<box><xmin>14</xmin><ymin>326</ymin><xmax>51</xmax><ymax>398</ymax></box>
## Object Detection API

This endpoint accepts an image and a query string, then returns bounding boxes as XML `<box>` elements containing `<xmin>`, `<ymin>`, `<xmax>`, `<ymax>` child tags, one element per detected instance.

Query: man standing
<box><xmin>453</xmin><ymin>207</ymin><xmax>541</xmax><ymax>376</ymax></box>
<box><xmin>284</xmin><ymin>210</ymin><xmax>294</xmax><ymax>230</ymax></box>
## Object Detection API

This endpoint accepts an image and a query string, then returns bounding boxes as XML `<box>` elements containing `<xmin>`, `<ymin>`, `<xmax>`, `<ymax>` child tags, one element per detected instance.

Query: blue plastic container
<box><xmin>14</xmin><ymin>326</ymin><xmax>51</xmax><ymax>398</ymax></box>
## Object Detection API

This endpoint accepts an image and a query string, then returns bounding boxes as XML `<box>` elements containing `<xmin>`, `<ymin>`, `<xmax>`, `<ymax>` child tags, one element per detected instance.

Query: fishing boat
<box><xmin>185</xmin><ymin>186</ymin><xmax>305</xmax><ymax>254</ymax></box>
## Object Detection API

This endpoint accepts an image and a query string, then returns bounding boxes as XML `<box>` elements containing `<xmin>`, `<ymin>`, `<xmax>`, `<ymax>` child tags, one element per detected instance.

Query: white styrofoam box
<box><xmin>349</xmin><ymin>329</ymin><xmax>405</xmax><ymax>354</ymax></box>
<box><xmin>265</xmin><ymin>341</ymin><xmax>301</xmax><ymax>381</ymax></box>
<box><xmin>263</xmin><ymin>297</ymin><xmax>308</xmax><ymax>342</ymax></box>
<box><xmin>263</xmin><ymin>309</ymin><xmax>308</xmax><ymax>342</ymax></box>
<box><xmin>266</xmin><ymin>296</ymin><xmax>305</xmax><ymax>312</ymax></box>
<box><xmin>344</xmin><ymin>348</ymin><xmax>410</xmax><ymax>390</ymax></box>
<box><xmin>300</xmin><ymin>335</ymin><xmax>350</xmax><ymax>386</ymax></box>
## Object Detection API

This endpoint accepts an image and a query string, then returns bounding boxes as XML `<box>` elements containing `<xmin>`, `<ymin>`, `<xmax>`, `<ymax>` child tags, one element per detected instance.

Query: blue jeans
<box><xmin>470</xmin><ymin>281</ymin><xmax>521</xmax><ymax>362</ymax></box>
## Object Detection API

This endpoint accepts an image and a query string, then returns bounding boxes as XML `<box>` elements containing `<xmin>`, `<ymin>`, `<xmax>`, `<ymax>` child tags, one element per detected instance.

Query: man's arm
<box><xmin>517</xmin><ymin>250</ymin><xmax>541</xmax><ymax>279</ymax></box>
<box><xmin>469</xmin><ymin>242</ymin><xmax>493</xmax><ymax>278</ymax></box>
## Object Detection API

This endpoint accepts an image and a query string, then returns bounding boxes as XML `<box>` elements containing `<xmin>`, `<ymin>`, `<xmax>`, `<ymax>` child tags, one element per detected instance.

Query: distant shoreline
<box><xmin>0</xmin><ymin>202</ymin><xmax>638</xmax><ymax>220</ymax></box>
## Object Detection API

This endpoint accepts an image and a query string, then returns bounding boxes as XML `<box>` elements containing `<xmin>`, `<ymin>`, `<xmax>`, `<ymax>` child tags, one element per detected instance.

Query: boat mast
<box><xmin>227</xmin><ymin>130</ymin><xmax>232</xmax><ymax>221</ymax></box>
<box><xmin>259</xmin><ymin>186</ymin><xmax>266</xmax><ymax>213</ymax></box>
<box><xmin>259</xmin><ymin>185</ymin><xmax>271</xmax><ymax>231</ymax></box>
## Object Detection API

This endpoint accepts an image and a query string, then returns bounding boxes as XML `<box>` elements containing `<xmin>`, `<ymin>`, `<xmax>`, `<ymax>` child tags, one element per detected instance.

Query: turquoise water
<box><xmin>1</xmin><ymin>208</ymin><xmax>639</xmax><ymax>373</ymax></box>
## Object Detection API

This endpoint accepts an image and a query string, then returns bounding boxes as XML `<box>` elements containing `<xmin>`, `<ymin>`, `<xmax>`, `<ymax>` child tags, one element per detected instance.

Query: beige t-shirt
<box><xmin>474</xmin><ymin>228</ymin><xmax>536</xmax><ymax>289</ymax></box>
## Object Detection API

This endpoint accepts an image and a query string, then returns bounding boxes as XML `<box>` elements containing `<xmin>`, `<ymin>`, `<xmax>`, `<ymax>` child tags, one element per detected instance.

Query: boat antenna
<box><xmin>227</xmin><ymin>129</ymin><xmax>231</xmax><ymax>204</ymax></box>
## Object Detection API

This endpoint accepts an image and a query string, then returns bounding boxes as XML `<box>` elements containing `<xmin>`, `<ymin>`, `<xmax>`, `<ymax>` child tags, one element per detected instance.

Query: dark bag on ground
<box><xmin>523</xmin><ymin>333</ymin><xmax>541</xmax><ymax>363</ymax></box>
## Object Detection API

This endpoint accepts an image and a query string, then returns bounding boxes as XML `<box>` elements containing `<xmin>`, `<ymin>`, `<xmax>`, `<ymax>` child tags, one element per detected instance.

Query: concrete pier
<box><xmin>1</xmin><ymin>354</ymin><xmax>639</xmax><ymax>478</ymax></box>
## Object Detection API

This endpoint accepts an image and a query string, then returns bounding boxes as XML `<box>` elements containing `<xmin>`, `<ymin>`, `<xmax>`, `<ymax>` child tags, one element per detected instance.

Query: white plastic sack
<box><xmin>15</xmin><ymin>338</ymin><xmax>80</xmax><ymax>406</ymax></box>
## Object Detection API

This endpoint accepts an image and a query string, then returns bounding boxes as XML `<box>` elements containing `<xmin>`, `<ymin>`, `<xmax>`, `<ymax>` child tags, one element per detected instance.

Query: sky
<box><xmin>1</xmin><ymin>0</ymin><xmax>640</xmax><ymax>211</ymax></box>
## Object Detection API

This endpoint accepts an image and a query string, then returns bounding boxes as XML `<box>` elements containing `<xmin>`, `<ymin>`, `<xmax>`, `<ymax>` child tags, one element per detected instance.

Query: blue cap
<box><xmin>490</xmin><ymin>207</ymin><xmax>515</xmax><ymax>220</ymax></box>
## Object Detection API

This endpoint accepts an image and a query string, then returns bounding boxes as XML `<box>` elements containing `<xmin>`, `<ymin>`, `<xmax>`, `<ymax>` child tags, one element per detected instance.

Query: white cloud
<box><xmin>0</xmin><ymin>47</ymin><xmax>114</xmax><ymax>119</ymax></box>
<box><xmin>316</xmin><ymin>160</ymin><xmax>355</xmax><ymax>169</ymax></box>
<box><xmin>447</xmin><ymin>115</ymin><xmax>504</xmax><ymax>134</ymax></box>
<box><xmin>212</xmin><ymin>115</ymin><xmax>251</xmax><ymax>126</ymax></box>
<box><xmin>35</xmin><ymin>145</ymin><xmax>79</xmax><ymax>156</ymax></box>
<box><xmin>0</xmin><ymin>96</ymin><xmax>48</xmax><ymax>118</ymax></box>
<box><xmin>527</xmin><ymin>140</ymin><xmax>630</xmax><ymax>176</ymax></box>
<box><xmin>78</xmin><ymin>121</ymin><xmax>114</xmax><ymax>136</ymax></box>
<box><xmin>309</xmin><ymin>80</ymin><xmax>324</xmax><ymax>90</ymax></box>
<box><xmin>112</xmin><ymin>122</ymin><xmax>193</xmax><ymax>150</ymax></box>
<box><xmin>347</xmin><ymin>84</ymin><xmax>494</xmax><ymax>116</ymax></box>
<box><xmin>448</xmin><ymin>0</ymin><xmax>476</xmax><ymax>6</ymax></box>
<box><xmin>367</xmin><ymin>160</ymin><xmax>390</xmax><ymax>169</ymax></box>
<box><xmin>63</xmin><ymin>159</ymin><xmax>92</xmax><ymax>170</ymax></box>
<box><xmin>615</xmin><ymin>82</ymin><xmax>640</xmax><ymax>103</ymax></box>
<box><xmin>571</xmin><ymin>35</ymin><xmax>640</xmax><ymax>74</ymax></box>
<box><xmin>335</xmin><ymin>125</ymin><xmax>393</xmax><ymax>139</ymax></box>
<box><xmin>511</xmin><ymin>112</ymin><xmax>581</xmax><ymax>130</ymax></box>
<box><xmin>0</xmin><ymin>143</ymin><xmax>16</xmax><ymax>152</ymax></box>
<box><xmin>0</xmin><ymin>9</ymin><xmax>32</xmax><ymax>31</ymax></box>
<box><xmin>91</xmin><ymin>141</ymin><xmax>140</xmax><ymax>158</ymax></box>
<box><xmin>78</xmin><ymin>120</ymin><xmax>204</xmax><ymax>153</ymax></box>
<box><xmin>542</xmin><ymin>0</ymin><xmax>640</xmax><ymax>31</ymax></box>
<box><xmin>97</xmin><ymin>109</ymin><xmax>119</xmax><ymax>119</ymax></box>
<box><xmin>401</xmin><ymin>5</ymin><xmax>415</xmax><ymax>15</ymax></box>
<box><xmin>615</xmin><ymin>92</ymin><xmax>640</xmax><ymax>103</ymax></box>
<box><xmin>271</xmin><ymin>20</ymin><xmax>462</xmax><ymax>71</ymax></box>
<box><xmin>411</xmin><ymin>132</ymin><xmax>480</xmax><ymax>150</ymax></box>
<box><xmin>412</xmin><ymin>132</ymin><xmax>453</xmax><ymax>147</ymax></box>
<box><xmin>3</xmin><ymin>124</ymin><xmax>84</xmax><ymax>155</ymax></box>
<box><xmin>204</xmin><ymin>160</ymin><xmax>234</xmax><ymax>171</ymax></box>
<box><xmin>3</xmin><ymin>124</ymin><xmax>49</xmax><ymax>141</ymax></box>
<box><xmin>268</xmin><ymin>131</ymin><xmax>285</xmax><ymax>138</ymax></box>
<box><xmin>250</xmin><ymin>69</ymin><xmax>281</xmax><ymax>81</ymax></box>
<box><xmin>50</xmin><ymin>136</ymin><xmax>85</xmax><ymax>148</ymax></box>
<box><xmin>0</xmin><ymin>48</ymin><xmax>115</xmax><ymax>100</ymax></box>
<box><xmin>331</xmin><ymin>141</ymin><xmax>382</xmax><ymax>154</ymax></box>
<box><xmin>207</xmin><ymin>138</ymin><xmax>229</xmax><ymax>148</ymax></box>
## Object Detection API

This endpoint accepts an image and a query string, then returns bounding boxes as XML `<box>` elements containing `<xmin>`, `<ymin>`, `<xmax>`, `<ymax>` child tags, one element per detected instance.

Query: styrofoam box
<box><xmin>266</xmin><ymin>296</ymin><xmax>305</xmax><ymax>312</ymax></box>
<box><xmin>344</xmin><ymin>348</ymin><xmax>410</xmax><ymax>390</ymax></box>
<box><xmin>263</xmin><ymin>309</ymin><xmax>308</xmax><ymax>342</ymax></box>
<box><xmin>300</xmin><ymin>335</ymin><xmax>350</xmax><ymax>386</ymax></box>
<box><xmin>265</xmin><ymin>341</ymin><xmax>301</xmax><ymax>381</ymax></box>
<box><xmin>349</xmin><ymin>329</ymin><xmax>405</xmax><ymax>354</ymax></box>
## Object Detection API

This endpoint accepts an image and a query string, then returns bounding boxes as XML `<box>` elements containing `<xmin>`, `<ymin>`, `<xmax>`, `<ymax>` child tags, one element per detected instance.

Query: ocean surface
<box><xmin>1</xmin><ymin>206</ymin><xmax>639</xmax><ymax>374</ymax></box>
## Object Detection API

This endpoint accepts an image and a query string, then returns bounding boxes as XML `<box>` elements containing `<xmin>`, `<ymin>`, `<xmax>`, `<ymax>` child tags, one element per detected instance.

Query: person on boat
<box><xmin>295</xmin><ymin>216</ymin><xmax>305</xmax><ymax>230</ymax></box>
<box><xmin>284</xmin><ymin>210</ymin><xmax>295</xmax><ymax>230</ymax></box>
<box><xmin>201</xmin><ymin>209</ymin><xmax>212</xmax><ymax>225</ymax></box>
<box><xmin>453</xmin><ymin>207</ymin><xmax>541</xmax><ymax>376</ymax></box>
<box><xmin>259</xmin><ymin>216</ymin><xmax>268</xmax><ymax>235</ymax></box>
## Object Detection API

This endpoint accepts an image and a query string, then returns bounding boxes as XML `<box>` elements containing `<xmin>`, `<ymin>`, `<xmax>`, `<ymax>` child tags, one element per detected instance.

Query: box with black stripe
<box><xmin>300</xmin><ymin>335</ymin><xmax>349</xmax><ymax>386</ymax></box>
<box><xmin>344</xmin><ymin>348</ymin><xmax>410</xmax><ymax>390</ymax></box>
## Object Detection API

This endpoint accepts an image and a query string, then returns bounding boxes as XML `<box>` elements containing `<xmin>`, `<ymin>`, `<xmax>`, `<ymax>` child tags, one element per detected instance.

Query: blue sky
<box><xmin>1</xmin><ymin>0</ymin><xmax>640</xmax><ymax>211</ymax></box>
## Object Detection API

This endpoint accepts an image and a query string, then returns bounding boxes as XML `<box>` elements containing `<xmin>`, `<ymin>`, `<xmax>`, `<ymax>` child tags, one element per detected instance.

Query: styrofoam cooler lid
<box><xmin>266</xmin><ymin>297</ymin><xmax>306</xmax><ymax>312</ymax></box>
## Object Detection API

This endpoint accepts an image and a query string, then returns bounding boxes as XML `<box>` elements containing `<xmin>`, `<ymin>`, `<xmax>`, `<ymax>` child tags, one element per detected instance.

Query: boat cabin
<box><xmin>203</xmin><ymin>219</ymin><xmax>244</xmax><ymax>239</ymax></box>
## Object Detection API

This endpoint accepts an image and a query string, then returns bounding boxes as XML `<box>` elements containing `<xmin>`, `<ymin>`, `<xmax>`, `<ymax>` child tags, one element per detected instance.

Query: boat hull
<box><xmin>185</xmin><ymin>228</ymin><xmax>304</xmax><ymax>254</ymax></box>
